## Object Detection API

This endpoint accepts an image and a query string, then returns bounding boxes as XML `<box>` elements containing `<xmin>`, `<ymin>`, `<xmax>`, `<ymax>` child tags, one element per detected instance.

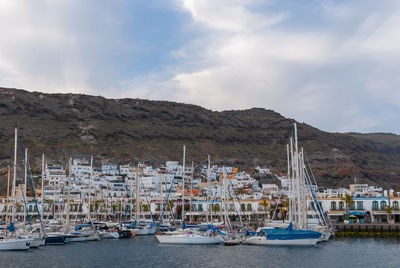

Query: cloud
<box><xmin>160</xmin><ymin>0</ymin><xmax>400</xmax><ymax>133</ymax></box>
<box><xmin>1</xmin><ymin>0</ymin><xmax>400</xmax><ymax>133</ymax></box>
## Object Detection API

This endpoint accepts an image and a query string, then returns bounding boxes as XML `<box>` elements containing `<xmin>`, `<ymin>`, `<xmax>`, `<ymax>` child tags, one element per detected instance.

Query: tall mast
<box><xmin>207</xmin><ymin>155</ymin><xmax>211</xmax><ymax>223</ymax></box>
<box><xmin>190</xmin><ymin>161</ymin><xmax>194</xmax><ymax>223</ymax></box>
<box><xmin>294</xmin><ymin>123</ymin><xmax>303</xmax><ymax>229</ymax></box>
<box><xmin>12</xmin><ymin>128</ymin><xmax>17</xmax><ymax>224</ymax></box>
<box><xmin>130</xmin><ymin>174</ymin><xmax>133</xmax><ymax>221</ymax></box>
<box><xmin>287</xmin><ymin>144</ymin><xmax>293</xmax><ymax>223</ymax></box>
<box><xmin>66</xmin><ymin>158</ymin><xmax>72</xmax><ymax>227</ymax></box>
<box><xmin>24</xmin><ymin>148</ymin><xmax>28</xmax><ymax>229</ymax></box>
<box><xmin>181</xmin><ymin>145</ymin><xmax>186</xmax><ymax>225</ymax></box>
<box><xmin>41</xmin><ymin>154</ymin><xmax>45</xmax><ymax>217</ymax></box>
<box><xmin>5</xmin><ymin>166</ymin><xmax>10</xmax><ymax>236</ymax></box>
<box><xmin>87</xmin><ymin>156</ymin><xmax>93</xmax><ymax>221</ymax></box>
<box><xmin>159</xmin><ymin>173</ymin><xmax>163</xmax><ymax>223</ymax></box>
<box><xmin>135</xmin><ymin>167</ymin><xmax>139</xmax><ymax>224</ymax></box>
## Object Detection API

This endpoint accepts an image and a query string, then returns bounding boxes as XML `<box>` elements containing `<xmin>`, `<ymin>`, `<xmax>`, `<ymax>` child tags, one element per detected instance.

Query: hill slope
<box><xmin>0</xmin><ymin>87</ymin><xmax>399</xmax><ymax>189</ymax></box>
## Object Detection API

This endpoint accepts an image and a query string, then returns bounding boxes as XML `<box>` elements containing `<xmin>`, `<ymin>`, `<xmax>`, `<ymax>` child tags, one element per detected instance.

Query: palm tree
<box><xmin>341</xmin><ymin>194</ymin><xmax>354</xmax><ymax>220</ymax></box>
<box><xmin>259</xmin><ymin>199</ymin><xmax>269</xmax><ymax>221</ymax></box>
<box><xmin>212</xmin><ymin>204</ymin><xmax>220</xmax><ymax>212</ymax></box>
<box><xmin>385</xmin><ymin>206</ymin><xmax>393</xmax><ymax>223</ymax></box>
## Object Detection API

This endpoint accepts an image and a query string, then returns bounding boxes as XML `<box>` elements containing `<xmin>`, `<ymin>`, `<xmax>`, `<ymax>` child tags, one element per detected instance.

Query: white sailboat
<box><xmin>156</xmin><ymin>146</ymin><xmax>224</xmax><ymax>245</ymax></box>
<box><xmin>0</xmin><ymin>129</ymin><xmax>32</xmax><ymax>251</ymax></box>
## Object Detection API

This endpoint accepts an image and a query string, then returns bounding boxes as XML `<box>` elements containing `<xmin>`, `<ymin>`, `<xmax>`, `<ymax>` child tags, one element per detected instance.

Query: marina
<box><xmin>1</xmin><ymin>236</ymin><xmax>400</xmax><ymax>268</ymax></box>
<box><xmin>1</xmin><ymin>123</ymin><xmax>400</xmax><ymax>253</ymax></box>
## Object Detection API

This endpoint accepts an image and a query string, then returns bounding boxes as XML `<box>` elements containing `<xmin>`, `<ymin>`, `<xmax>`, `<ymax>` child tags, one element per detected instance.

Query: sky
<box><xmin>0</xmin><ymin>0</ymin><xmax>399</xmax><ymax>134</ymax></box>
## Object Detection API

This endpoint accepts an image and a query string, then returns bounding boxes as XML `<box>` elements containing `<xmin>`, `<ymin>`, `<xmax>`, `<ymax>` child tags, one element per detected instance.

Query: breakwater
<box><xmin>334</xmin><ymin>223</ymin><xmax>400</xmax><ymax>237</ymax></box>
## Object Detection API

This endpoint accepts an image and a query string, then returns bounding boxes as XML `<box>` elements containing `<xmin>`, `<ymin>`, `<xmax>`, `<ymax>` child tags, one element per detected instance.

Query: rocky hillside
<box><xmin>0</xmin><ymin>87</ymin><xmax>400</xmax><ymax>189</ymax></box>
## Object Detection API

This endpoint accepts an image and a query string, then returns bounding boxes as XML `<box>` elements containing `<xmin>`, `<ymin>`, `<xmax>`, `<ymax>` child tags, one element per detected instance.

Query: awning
<box><xmin>348</xmin><ymin>211</ymin><xmax>365</xmax><ymax>216</ymax></box>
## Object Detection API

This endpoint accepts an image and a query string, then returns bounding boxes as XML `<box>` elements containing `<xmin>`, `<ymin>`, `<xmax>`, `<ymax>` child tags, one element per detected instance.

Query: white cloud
<box><xmin>1</xmin><ymin>0</ymin><xmax>400</xmax><ymax>133</ymax></box>
<box><xmin>160</xmin><ymin>0</ymin><xmax>400</xmax><ymax>133</ymax></box>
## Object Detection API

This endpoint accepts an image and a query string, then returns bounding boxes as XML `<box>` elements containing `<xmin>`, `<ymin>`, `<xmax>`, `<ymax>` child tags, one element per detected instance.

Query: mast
<box><xmin>135</xmin><ymin>167</ymin><xmax>140</xmax><ymax>224</ymax></box>
<box><xmin>12</xmin><ymin>128</ymin><xmax>17</xmax><ymax>224</ymax></box>
<box><xmin>159</xmin><ymin>173</ymin><xmax>163</xmax><ymax>223</ymax></box>
<box><xmin>190</xmin><ymin>161</ymin><xmax>194</xmax><ymax>223</ymax></box>
<box><xmin>66</xmin><ymin>158</ymin><xmax>71</xmax><ymax>228</ymax></box>
<box><xmin>5</xmin><ymin>166</ymin><xmax>10</xmax><ymax>236</ymax></box>
<box><xmin>41</xmin><ymin>154</ymin><xmax>45</xmax><ymax>218</ymax></box>
<box><xmin>287</xmin><ymin>144</ymin><xmax>293</xmax><ymax>223</ymax></box>
<box><xmin>130</xmin><ymin>174</ymin><xmax>133</xmax><ymax>221</ymax></box>
<box><xmin>294</xmin><ymin>123</ymin><xmax>302</xmax><ymax>229</ymax></box>
<box><xmin>207</xmin><ymin>155</ymin><xmax>211</xmax><ymax>223</ymax></box>
<box><xmin>181</xmin><ymin>145</ymin><xmax>186</xmax><ymax>225</ymax></box>
<box><xmin>24</xmin><ymin>148</ymin><xmax>28</xmax><ymax>229</ymax></box>
<box><xmin>87</xmin><ymin>156</ymin><xmax>93</xmax><ymax>221</ymax></box>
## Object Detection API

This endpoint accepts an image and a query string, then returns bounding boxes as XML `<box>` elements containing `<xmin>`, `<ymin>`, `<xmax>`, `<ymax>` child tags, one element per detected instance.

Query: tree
<box><xmin>341</xmin><ymin>194</ymin><xmax>354</xmax><ymax>220</ymax></box>
<box><xmin>259</xmin><ymin>199</ymin><xmax>269</xmax><ymax>221</ymax></box>
<box><xmin>212</xmin><ymin>204</ymin><xmax>220</xmax><ymax>212</ymax></box>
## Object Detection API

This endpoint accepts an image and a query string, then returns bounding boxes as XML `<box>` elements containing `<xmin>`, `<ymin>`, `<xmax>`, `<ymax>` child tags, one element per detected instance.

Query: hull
<box><xmin>101</xmin><ymin>232</ymin><xmax>119</xmax><ymax>239</ymax></box>
<box><xmin>29</xmin><ymin>237</ymin><xmax>45</xmax><ymax>248</ymax></box>
<box><xmin>118</xmin><ymin>230</ymin><xmax>132</xmax><ymax>239</ymax></box>
<box><xmin>69</xmin><ymin>235</ymin><xmax>88</xmax><ymax>242</ymax></box>
<box><xmin>86</xmin><ymin>233</ymin><xmax>100</xmax><ymax>241</ymax></box>
<box><xmin>155</xmin><ymin>234</ymin><xmax>223</xmax><ymax>245</ymax></box>
<box><xmin>135</xmin><ymin>228</ymin><xmax>156</xmax><ymax>236</ymax></box>
<box><xmin>45</xmin><ymin>235</ymin><xmax>65</xmax><ymax>245</ymax></box>
<box><xmin>0</xmin><ymin>238</ymin><xmax>31</xmax><ymax>251</ymax></box>
<box><xmin>245</xmin><ymin>236</ymin><xmax>318</xmax><ymax>246</ymax></box>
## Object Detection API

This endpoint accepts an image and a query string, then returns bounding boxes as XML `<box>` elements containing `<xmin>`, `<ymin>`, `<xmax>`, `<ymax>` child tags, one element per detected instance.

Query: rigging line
<box><xmin>18</xmin><ymin>136</ymin><xmax>44</xmax><ymax>232</ymax></box>
<box><xmin>228</xmin><ymin>179</ymin><xmax>248</xmax><ymax>227</ymax></box>
<box><xmin>140</xmin><ymin>176</ymin><xmax>156</xmax><ymax>226</ymax></box>
<box><xmin>226</xmin><ymin>181</ymin><xmax>244</xmax><ymax>228</ymax></box>
<box><xmin>158</xmin><ymin>150</ymin><xmax>183</xmax><ymax>227</ymax></box>
<box><xmin>15</xmin><ymin>168</ymin><xmax>33</xmax><ymax>231</ymax></box>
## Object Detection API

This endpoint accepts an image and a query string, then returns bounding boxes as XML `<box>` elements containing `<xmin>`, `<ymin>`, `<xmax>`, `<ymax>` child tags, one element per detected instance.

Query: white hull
<box><xmin>135</xmin><ymin>228</ymin><xmax>156</xmax><ymax>236</ymax></box>
<box><xmin>156</xmin><ymin>234</ymin><xmax>223</xmax><ymax>245</ymax></box>
<box><xmin>0</xmin><ymin>238</ymin><xmax>31</xmax><ymax>250</ymax></box>
<box><xmin>101</xmin><ymin>232</ymin><xmax>119</xmax><ymax>239</ymax></box>
<box><xmin>30</xmin><ymin>237</ymin><xmax>45</xmax><ymax>248</ymax></box>
<box><xmin>245</xmin><ymin>236</ymin><xmax>318</xmax><ymax>246</ymax></box>
<box><xmin>86</xmin><ymin>233</ymin><xmax>100</xmax><ymax>241</ymax></box>
<box><xmin>19</xmin><ymin>236</ymin><xmax>43</xmax><ymax>248</ymax></box>
<box><xmin>69</xmin><ymin>235</ymin><xmax>88</xmax><ymax>242</ymax></box>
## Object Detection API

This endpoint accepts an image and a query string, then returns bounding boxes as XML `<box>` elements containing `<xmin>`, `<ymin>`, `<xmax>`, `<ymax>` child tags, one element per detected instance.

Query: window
<box><xmin>198</xmin><ymin>204</ymin><xmax>203</xmax><ymax>212</ymax></box>
<box><xmin>247</xmin><ymin>204</ymin><xmax>252</xmax><ymax>212</ymax></box>
<box><xmin>372</xmin><ymin>201</ymin><xmax>378</xmax><ymax>210</ymax></box>
<box><xmin>393</xmin><ymin>201</ymin><xmax>399</xmax><ymax>210</ymax></box>
<box><xmin>380</xmin><ymin>201</ymin><xmax>387</xmax><ymax>210</ymax></box>
<box><xmin>357</xmin><ymin>201</ymin><xmax>363</xmax><ymax>210</ymax></box>
<box><xmin>339</xmin><ymin>201</ymin><xmax>344</xmax><ymax>210</ymax></box>
<box><xmin>330</xmin><ymin>202</ymin><xmax>337</xmax><ymax>211</ymax></box>
<box><xmin>241</xmin><ymin>204</ymin><xmax>246</xmax><ymax>211</ymax></box>
<box><xmin>230</xmin><ymin>204</ymin><xmax>235</xmax><ymax>212</ymax></box>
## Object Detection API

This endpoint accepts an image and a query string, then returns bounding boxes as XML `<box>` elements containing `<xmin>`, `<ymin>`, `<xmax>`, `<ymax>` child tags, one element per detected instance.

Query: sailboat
<box><xmin>244</xmin><ymin>123</ymin><xmax>322</xmax><ymax>246</ymax></box>
<box><xmin>18</xmin><ymin>148</ymin><xmax>45</xmax><ymax>248</ymax></box>
<box><xmin>131</xmin><ymin>166</ymin><xmax>156</xmax><ymax>236</ymax></box>
<box><xmin>69</xmin><ymin>157</ymin><xmax>100</xmax><ymax>242</ymax></box>
<box><xmin>0</xmin><ymin>146</ymin><xmax>32</xmax><ymax>251</ymax></box>
<box><xmin>155</xmin><ymin>146</ymin><xmax>224</xmax><ymax>245</ymax></box>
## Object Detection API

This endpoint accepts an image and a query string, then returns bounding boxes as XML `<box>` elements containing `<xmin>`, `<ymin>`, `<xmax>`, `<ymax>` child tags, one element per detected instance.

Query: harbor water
<box><xmin>0</xmin><ymin>236</ymin><xmax>399</xmax><ymax>268</ymax></box>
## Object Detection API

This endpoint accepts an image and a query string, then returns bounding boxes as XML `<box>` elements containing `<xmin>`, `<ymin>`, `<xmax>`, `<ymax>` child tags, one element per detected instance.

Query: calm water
<box><xmin>1</xmin><ymin>236</ymin><xmax>399</xmax><ymax>268</ymax></box>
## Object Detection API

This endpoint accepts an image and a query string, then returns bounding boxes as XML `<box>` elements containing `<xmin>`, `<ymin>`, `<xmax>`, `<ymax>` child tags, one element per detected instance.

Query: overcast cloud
<box><xmin>0</xmin><ymin>0</ymin><xmax>399</xmax><ymax>133</ymax></box>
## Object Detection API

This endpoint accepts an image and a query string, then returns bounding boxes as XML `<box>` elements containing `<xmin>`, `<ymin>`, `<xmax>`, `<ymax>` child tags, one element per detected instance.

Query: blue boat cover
<box><xmin>261</xmin><ymin>223</ymin><xmax>321</xmax><ymax>240</ymax></box>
